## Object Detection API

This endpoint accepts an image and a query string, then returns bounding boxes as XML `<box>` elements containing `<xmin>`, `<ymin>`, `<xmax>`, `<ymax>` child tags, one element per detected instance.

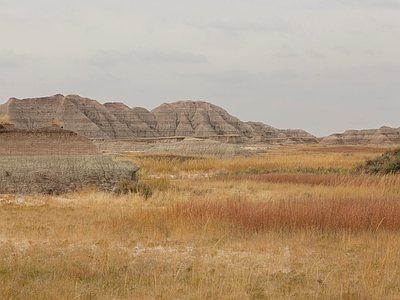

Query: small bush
<box><xmin>355</xmin><ymin>147</ymin><xmax>400</xmax><ymax>174</ymax></box>
<box><xmin>116</xmin><ymin>179</ymin><xmax>153</xmax><ymax>199</ymax></box>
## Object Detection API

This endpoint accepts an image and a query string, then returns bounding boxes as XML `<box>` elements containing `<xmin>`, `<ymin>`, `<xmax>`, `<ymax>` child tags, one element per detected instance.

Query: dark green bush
<box><xmin>355</xmin><ymin>147</ymin><xmax>400</xmax><ymax>174</ymax></box>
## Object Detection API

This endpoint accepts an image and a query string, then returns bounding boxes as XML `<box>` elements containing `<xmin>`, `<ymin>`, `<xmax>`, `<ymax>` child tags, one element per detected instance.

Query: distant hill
<box><xmin>0</xmin><ymin>94</ymin><xmax>317</xmax><ymax>144</ymax></box>
<box><xmin>320</xmin><ymin>126</ymin><xmax>400</xmax><ymax>146</ymax></box>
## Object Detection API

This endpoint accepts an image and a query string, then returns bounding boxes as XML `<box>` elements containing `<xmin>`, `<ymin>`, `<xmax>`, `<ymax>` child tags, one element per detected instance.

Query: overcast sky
<box><xmin>1</xmin><ymin>0</ymin><xmax>399</xmax><ymax>136</ymax></box>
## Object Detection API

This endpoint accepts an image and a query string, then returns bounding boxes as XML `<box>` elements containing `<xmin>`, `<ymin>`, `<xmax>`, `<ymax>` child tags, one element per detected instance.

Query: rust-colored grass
<box><xmin>171</xmin><ymin>196</ymin><xmax>400</xmax><ymax>233</ymax></box>
<box><xmin>218</xmin><ymin>172</ymin><xmax>400</xmax><ymax>187</ymax></box>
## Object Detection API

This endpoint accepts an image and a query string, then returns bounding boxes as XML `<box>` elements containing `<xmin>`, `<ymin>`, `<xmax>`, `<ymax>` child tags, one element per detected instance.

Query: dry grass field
<box><xmin>1</xmin><ymin>145</ymin><xmax>400</xmax><ymax>299</ymax></box>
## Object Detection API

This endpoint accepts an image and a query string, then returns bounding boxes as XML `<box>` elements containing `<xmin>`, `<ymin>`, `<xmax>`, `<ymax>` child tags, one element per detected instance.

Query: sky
<box><xmin>0</xmin><ymin>0</ymin><xmax>399</xmax><ymax>137</ymax></box>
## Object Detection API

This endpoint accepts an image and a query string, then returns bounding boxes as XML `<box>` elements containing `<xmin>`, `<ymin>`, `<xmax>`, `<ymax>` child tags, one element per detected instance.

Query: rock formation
<box><xmin>0</xmin><ymin>123</ymin><xmax>99</xmax><ymax>156</ymax></box>
<box><xmin>320</xmin><ymin>126</ymin><xmax>400</xmax><ymax>145</ymax></box>
<box><xmin>0</xmin><ymin>124</ymin><xmax>140</xmax><ymax>194</ymax></box>
<box><xmin>0</xmin><ymin>94</ymin><xmax>317</xmax><ymax>144</ymax></box>
<box><xmin>245</xmin><ymin>122</ymin><xmax>316</xmax><ymax>144</ymax></box>
<box><xmin>151</xmin><ymin>101</ymin><xmax>254</xmax><ymax>138</ymax></box>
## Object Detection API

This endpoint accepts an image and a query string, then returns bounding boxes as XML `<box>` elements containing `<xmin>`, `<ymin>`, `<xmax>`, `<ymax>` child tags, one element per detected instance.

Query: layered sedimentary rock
<box><xmin>245</xmin><ymin>122</ymin><xmax>316</xmax><ymax>144</ymax></box>
<box><xmin>0</xmin><ymin>124</ymin><xmax>99</xmax><ymax>156</ymax></box>
<box><xmin>0</xmin><ymin>94</ymin><xmax>317</xmax><ymax>143</ymax></box>
<box><xmin>151</xmin><ymin>101</ymin><xmax>254</xmax><ymax>138</ymax></box>
<box><xmin>103</xmin><ymin>103</ymin><xmax>158</xmax><ymax>138</ymax></box>
<box><xmin>0</xmin><ymin>124</ymin><xmax>140</xmax><ymax>194</ymax></box>
<box><xmin>320</xmin><ymin>126</ymin><xmax>400</xmax><ymax>145</ymax></box>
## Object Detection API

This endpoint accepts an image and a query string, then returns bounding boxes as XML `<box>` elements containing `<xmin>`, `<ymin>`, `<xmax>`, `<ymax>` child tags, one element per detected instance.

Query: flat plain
<box><xmin>1</xmin><ymin>145</ymin><xmax>400</xmax><ymax>299</ymax></box>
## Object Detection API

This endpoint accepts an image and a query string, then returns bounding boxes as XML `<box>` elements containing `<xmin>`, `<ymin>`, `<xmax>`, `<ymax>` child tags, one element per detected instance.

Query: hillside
<box><xmin>0</xmin><ymin>123</ymin><xmax>99</xmax><ymax>156</ymax></box>
<box><xmin>0</xmin><ymin>94</ymin><xmax>317</xmax><ymax>144</ymax></box>
<box><xmin>321</xmin><ymin>126</ymin><xmax>400</xmax><ymax>146</ymax></box>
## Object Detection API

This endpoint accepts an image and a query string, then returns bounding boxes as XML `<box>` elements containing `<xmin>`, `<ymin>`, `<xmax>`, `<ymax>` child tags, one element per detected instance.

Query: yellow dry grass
<box><xmin>0</xmin><ymin>115</ymin><xmax>11</xmax><ymax>125</ymax></box>
<box><xmin>1</xmin><ymin>145</ymin><xmax>400</xmax><ymax>299</ymax></box>
<box><xmin>125</xmin><ymin>145</ymin><xmax>385</xmax><ymax>175</ymax></box>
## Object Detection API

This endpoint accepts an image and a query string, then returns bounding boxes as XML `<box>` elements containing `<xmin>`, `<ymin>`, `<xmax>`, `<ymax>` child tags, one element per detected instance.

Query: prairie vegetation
<box><xmin>0</xmin><ymin>115</ymin><xmax>11</xmax><ymax>125</ymax></box>
<box><xmin>356</xmin><ymin>146</ymin><xmax>400</xmax><ymax>174</ymax></box>
<box><xmin>1</xmin><ymin>145</ymin><xmax>400</xmax><ymax>299</ymax></box>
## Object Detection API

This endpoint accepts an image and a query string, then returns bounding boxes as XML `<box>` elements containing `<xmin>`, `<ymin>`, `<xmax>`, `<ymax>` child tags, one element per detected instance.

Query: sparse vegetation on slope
<box><xmin>0</xmin><ymin>156</ymin><xmax>139</xmax><ymax>194</ymax></box>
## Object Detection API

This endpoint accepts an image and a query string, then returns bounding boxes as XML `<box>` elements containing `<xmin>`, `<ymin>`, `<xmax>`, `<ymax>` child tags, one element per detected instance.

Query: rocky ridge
<box><xmin>0</xmin><ymin>94</ymin><xmax>317</xmax><ymax>144</ymax></box>
<box><xmin>320</xmin><ymin>126</ymin><xmax>400</xmax><ymax>146</ymax></box>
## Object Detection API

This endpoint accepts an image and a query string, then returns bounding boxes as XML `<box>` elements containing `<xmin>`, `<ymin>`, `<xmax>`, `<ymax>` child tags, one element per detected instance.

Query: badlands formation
<box><xmin>1</xmin><ymin>94</ymin><xmax>399</xmax><ymax>148</ymax></box>
<box><xmin>0</xmin><ymin>94</ymin><xmax>316</xmax><ymax>144</ymax></box>
<box><xmin>321</xmin><ymin>126</ymin><xmax>400</xmax><ymax>146</ymax></box>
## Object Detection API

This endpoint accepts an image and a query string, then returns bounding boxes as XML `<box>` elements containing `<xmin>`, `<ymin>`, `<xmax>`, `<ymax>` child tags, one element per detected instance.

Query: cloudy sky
<box><xmin>1</xmin><ymin>0</ymin><xmax>399</xmax><ymax>136</ymax></box>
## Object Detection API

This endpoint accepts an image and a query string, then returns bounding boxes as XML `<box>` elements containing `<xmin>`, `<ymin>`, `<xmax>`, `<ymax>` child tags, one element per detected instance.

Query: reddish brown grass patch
<box><xmin>218</xmin><ymin>173</ymin><xmax>400</xmax><ymax>188</ymax></box>
<box><xmin>170</xmin><ymin>196</ymin><xmax>400</xmax><ymax>233</ymax></box>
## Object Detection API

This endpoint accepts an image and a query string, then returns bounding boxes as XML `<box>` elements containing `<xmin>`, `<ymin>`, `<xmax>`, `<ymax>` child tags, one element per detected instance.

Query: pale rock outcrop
<box><xmin>320</xmin><ymin>126</ymin><xmax>400</xmax><ymax>145</ymax></box>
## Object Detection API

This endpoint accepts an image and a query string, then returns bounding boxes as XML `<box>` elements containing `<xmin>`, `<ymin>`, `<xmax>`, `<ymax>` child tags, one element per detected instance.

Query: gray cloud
<box><xmin>0</xmin><ymin>50</ymin><xmax>28</xmax><ymax>68</ymax></box>
<box><xmin>334</xmin><ymin>45</ymin><xmax>352</xmax><ymax>55</ymax></box>
<box><xmin>340</xmin><ymin>0</ymin><xmax>400</xmax><ymax>9</ymax></box>
<box><xmin>186</xmin><ymin>18</ymin><xmax>293</xmax><ymax>35</ymax></box>
<box><xmin>134</xmin><ymin>48</ymin><xmax>208</xmax><ymax>64</ymax></box>
<box><xmin>276</xmin><ymin>44</ymin><xmax>297</xmax><ymax>58</ymax></box>
<box><xmin>86</xmin><ymin>49</ymin><xmax>208</xmax><ymax>68</ymax></box>
<box><xmin>308</xmin><ymin>50</ymin><xmax>327</xmax><ymax>60</ymax></box>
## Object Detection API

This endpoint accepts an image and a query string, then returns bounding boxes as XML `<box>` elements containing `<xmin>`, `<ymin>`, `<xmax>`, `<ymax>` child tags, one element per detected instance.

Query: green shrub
<box><xmin>355</xmin><ymin>147</ymin><xmax>400</xmax><ymax>174</ymax></box>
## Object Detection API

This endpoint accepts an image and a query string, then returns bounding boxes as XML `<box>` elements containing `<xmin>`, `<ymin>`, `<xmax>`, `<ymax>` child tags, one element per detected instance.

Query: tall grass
<box><xmin>2</xmin><ymin>190</ymin><xmax>400</xmax><ymax>299</ymax></box>
<box><xmin>218</xmin><ymin>172</ymin><xmax>400</xmax><ymax>187</ymax></box>
<box><xmin>171</xmin><ymin>196</ymin><xmax>400</xmax><ymax>233</ymax></box>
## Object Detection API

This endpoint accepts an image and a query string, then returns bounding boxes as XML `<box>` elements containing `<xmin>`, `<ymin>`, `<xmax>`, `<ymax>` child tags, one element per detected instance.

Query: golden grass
<box><xmin>126</xmin><ymin>145</ymin><xmax>385</xmax><ymax>175</ymax></box>
<box><xmin>1</xmin><ymin>145</ymin><xmax>400</xmax><ymax>299</ymax></box>
<box><xmin>0</xmin><ymin>115</ymin><xmax>11</xmax><ymax>125</ymax></box>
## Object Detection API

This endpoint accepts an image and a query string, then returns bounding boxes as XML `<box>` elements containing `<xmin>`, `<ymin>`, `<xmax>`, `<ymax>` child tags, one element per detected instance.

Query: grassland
<box><xmin>1</xmin><ymin>145</ymin><xmax>400</xmax><ymax>299</ymax></box>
